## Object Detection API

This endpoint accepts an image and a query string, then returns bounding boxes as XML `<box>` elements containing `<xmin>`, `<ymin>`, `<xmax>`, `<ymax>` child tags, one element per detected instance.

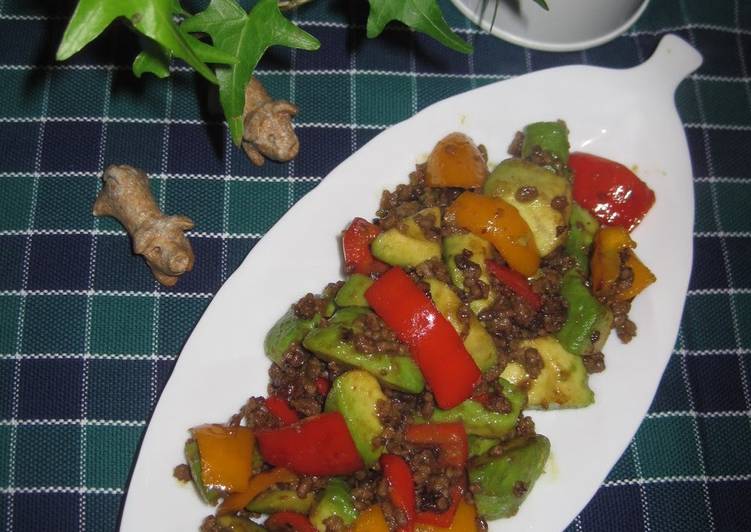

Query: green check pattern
<box><xmin>0</xmin><ymin>0</ymin><xmax>749</xmax><ymax>530</ymax></box>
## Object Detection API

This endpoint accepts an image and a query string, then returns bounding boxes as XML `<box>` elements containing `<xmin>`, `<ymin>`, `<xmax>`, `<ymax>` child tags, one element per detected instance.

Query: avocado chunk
<box><xmin>442</xmin><ymin>232</ymin><xmax>496</xmax><ymax>313</ymax></box>
<box><xmin>565</xmin><ymin>203</ymin><xmax>599</xmax><ymax>276</ymax></box>
<box><xmin>501</xmin><ymin>336</ymin><xmax>594</xmax><ymax>409</ymax></box>
<box><xmin>334</xmin><ymin>274</ymin><xmax>373</xmax><ymax>308</ymax></box>
<box><xmin>469</xmin><ymin>435</ymin><xmax>550</xmax><ymax>520</ymax></box>
<box><xmin>184</xmin><ymin>440</ymin><xmax>218</xmax><ymax>505</ymax></box>
<box><xmin>246</xmin><ymin>489</ymin><xmax>315</xmax><ymax>514</ymax></box>
<box><xmin>521</xmin><ymin>121</ymin><xmax>570</xmax><ymax>166</ymax></box>
<box><xmin>426</xmin><ymin>278</ymin><xmax>496</xmax><ymax>372</ymax></box>
<box><xmin>215</xmin><ymin>515</ymin><xmax>266</xmax><ymax>532</ymax></box>
<box><xmin>302</xmin><ymin>312</ymin><xmax>424</xmax><ymax>394</ymax></box>
<box><xmin>264</xmin><ymin>308</ymin><xmax>321</xmax><ymax>364</ymax></box>
<box><xmin>371</xmin><ymin>207</ymin><xmax>441</xmax><ymax>267</ymax></box>
<box><xmin>431</xmin><ymin>378</ymin><xmax>525</xmax><ymax>438</ymax></box>
<box><xmin>555</xmin><ymin>271</ymin><xmax>613</xmax><ymax>356</ymax></box>
<box><xmin>309</xmin><ymin>478</ymin><xmax>359</xmax><ymax>531</ymax></box>
<box><xmin>325</xmin><ymin>370</ymin><xmax>387</xmax><ymax>466</ymax></box>
<box><xmin>484</xmin><ymin>159</ymin><xmax>571</xmax><ymax>257</ymax></box>
<box><xmin>469</xmin><ymin>435</ymin><xmax>501</xmax><ymax>458</ymax></box>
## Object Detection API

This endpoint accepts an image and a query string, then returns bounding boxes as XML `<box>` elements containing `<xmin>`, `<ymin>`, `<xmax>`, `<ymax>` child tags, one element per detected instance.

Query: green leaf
<box><xmin>56</xmin><ymin>0</ymin><xmax>233</xmax><ymax>84</ymax></box>
<box><xmin>367</xmin><ymin>0</ymin><xmax>472</xmax><ymax>54</ymax></box>
<box><xmin>132</xmin><ymin>40</ymin><xmax>171</xmax><ymax>78</ymax></box>
<box><xmin>182</xmin><ymin>0</ymin><xmax>320</xmax><ymax>145</ymax></box>
<box><xmin>533</xmin><ymin>0</ymin><xmax>549</xmax><ymax>10</ymax></box>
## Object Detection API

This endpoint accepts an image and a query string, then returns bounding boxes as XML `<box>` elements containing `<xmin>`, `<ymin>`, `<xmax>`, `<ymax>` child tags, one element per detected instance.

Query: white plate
<box><xmin>120</xmin><ymin>35</ymin><xmax>701</xmax><ymax>532</ymax></box>
<box><xmin>450</xmin><ymin>0</ymin><xmax>651</xmax><ymax>52</ymax></box>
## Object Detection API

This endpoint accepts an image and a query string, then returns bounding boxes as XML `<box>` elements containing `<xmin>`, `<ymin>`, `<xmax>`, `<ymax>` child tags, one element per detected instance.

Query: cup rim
<box><xmin>450</xmin><ymin>0</ymin><xmax>651</xmax><ymax>52</ymax></box>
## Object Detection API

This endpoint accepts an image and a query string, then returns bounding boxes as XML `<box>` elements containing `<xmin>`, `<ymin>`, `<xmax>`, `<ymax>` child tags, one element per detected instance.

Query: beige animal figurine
<box><xmin>93</xmin><ymin>165</ymin><xmax>194</xmax><ymax>286</ymax></box>
<box><xmin>242</xmin><ymin>77</ymin><xmax>300</xmax><ymax>166</ymax></box>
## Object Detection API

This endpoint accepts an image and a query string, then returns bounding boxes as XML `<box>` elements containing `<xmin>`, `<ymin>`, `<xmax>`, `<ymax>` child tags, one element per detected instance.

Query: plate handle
<box><xmin>633</xmin><ymin>34</ymin><xmax>703</xmax><ymax>93</ymax></box>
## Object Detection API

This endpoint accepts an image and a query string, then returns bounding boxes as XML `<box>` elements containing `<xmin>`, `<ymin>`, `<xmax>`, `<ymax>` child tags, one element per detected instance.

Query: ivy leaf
<box><xmin>182</xmin><ymin>0</ymin><xmax>320</xmax><ymax>145</ymax></box>
<box><xmin>56</xmin><ymin>0</ymin><xmax>234</xmax><ymax>84</ymax></box>
<box><xmin>367</xmin><ymin>0</ymin><xmax>472</xmax><ymax>54</ymax></box>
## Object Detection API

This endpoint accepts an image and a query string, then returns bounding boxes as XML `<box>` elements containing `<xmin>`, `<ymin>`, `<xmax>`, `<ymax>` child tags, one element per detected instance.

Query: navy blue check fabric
<box><xmin>0</xmin><ymin>0</ymin><xmax>749</xmax><ymax>530</ymax></box>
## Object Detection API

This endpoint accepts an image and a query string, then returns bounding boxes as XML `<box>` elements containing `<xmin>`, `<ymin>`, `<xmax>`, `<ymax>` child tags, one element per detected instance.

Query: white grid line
<box><xmin>603</xmin><ymin>474</ymin><xmax>751</xmax><ymax>487</ymax></box>
<box><xmin>6</xmin><ymin>63</ymin><xmax>51</xmax><ymax>532</ymax></box>
<box><xmin>0</xmin><ymin>289</ymin><xmax>213</xmax><ymax>298</ymax></box>
<box><xmin>0</xmin><ymin>419</ymin><xmax>146</xmax><ymax>427</ymax></box>
<box><xmin>0</xmin><ymin>486</ymin><xmax>124</xmax><ymax>495</ymax></box>
<box><xmin>0</xmin><ymin>171</ymin><xmax>323</xmax><ymax>183</ymax></box>
<box><xmin>0</xmin><ymin>353</ymin><xmax>177</xmax><ymax>361</ymax></box>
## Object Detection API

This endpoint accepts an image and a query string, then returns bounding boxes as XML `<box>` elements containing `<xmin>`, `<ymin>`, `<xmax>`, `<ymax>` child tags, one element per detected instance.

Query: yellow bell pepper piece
<box><xmin>591</xmin><ymin>226</ymin><xmax>655</xmax><ymax>300</ymax></box>
<box><xmin>425</xmin><ymin>133</ymin><xmax>488</xmax><ymax>189</ymax></box>
<box><xmin>191</xmin><ymin>424</ymin><xmax>254</xmax><ymax>493</ymax></box>
<box><xmin>352</xmin><ymin>505</ymin><xmax>389</xmax><ymax>532</ymax></box>
<box><xmin>447</xmin><ymin>191</ymin><xmax>540</xmax><ymax>277</ymax></box>
<box><xmin>416</xmin><ymin>500</ymin><xmax>478</xmax><ymax>531</ymax></box>
<box><xmin>218</xmin><ymin>467</ymin><xmax>297</xmax><ymax>516</ymax></box>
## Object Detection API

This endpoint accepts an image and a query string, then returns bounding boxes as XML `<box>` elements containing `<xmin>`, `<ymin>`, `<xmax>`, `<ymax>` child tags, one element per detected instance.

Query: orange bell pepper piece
<box><xmin>352</xmin><ymin>505</ymin><xmax>390</xmax><ymax>532</ymax></box>
<box><xmin>218</xmin><ymin>467</ymin><xmax>297</xmax><ymax>515</ymax></box>
<box><xmin>425</xmin><ymin>133</ymin><xmax>488</xmax><ymax>189</ymax></box>
<box><xmin>415</xmin><ymin>500</ymin><xmax>478</xmax><ymax>532</ymax></box>
<box><xmin>447</xmin><ymin>191</ymin><xmax>540</xmax><ymax>277</ymax></box>
<box><xmin>590</xmin><ymin>226</ymin><xmax>655</xmax><ymax>300</ymax></box>
<box><xmin>191</xmin><ymin>424</ymin><xmax>254</xmax><ymax>493</ymax></box>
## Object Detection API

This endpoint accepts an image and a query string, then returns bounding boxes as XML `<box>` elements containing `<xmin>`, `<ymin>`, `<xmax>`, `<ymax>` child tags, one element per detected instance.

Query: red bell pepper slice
<box><xmin>265</xmin><ymin>396</ymin><xmax>299</xmax><ymax>426</ymax></box>
<box><xmin>364</xmin><ymin>267</ymin><xmax>481</xmax><ymax>409</ymax></box>
<box><xmin>405</xmin><ymin>423</ymin><xmax>468</xmax><ymax>468</ymax></box>
<box><xmin>570</xmin><ymin>152</ymin><xmax>655</xmax><ymax>232</ymax></box>
<box><xmin>380</xmin><ymin>454</ymin><xmax>416</xmax><ymax>532</ymax></box>
<box><xmin>256</xmin><ymin>412</ymin><xmax>364</xmax><ymax>476</ymax></box>
<box><xmin>415</xmin><ymin>487</ymin><xmax>463</xmax><ymax>527</ymax></box>
<box><xmin>315</xmin><ymin>376</ymin><xmax>330</xmax><ymax>396</ymax></box>
<box><xmin>265</xmin><ymin>511</ymin><xmax>317</xmax><ymax>532</ymax></box>
<box><xmin>342</xmin><ymin>217</ymin><xmax>389</xmax><ymax>275</ymax></box>
<box><xmin>485</xmin><ymin>260</ymin><xmax>542</xmax><ymax>311</ymax></box>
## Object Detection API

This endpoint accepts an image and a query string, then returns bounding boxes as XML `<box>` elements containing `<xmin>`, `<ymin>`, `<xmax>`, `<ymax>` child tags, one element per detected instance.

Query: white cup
<box><xmin>451</xmin><ymin>0</ymin><xmax>651</xmax><ymax>52</ymax></box>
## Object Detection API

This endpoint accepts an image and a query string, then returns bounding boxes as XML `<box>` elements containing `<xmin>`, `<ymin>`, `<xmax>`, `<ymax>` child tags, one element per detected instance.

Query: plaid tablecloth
<box><xmin>1</xmin><ymin>0</ymin><xmax>749</xmax><ymax>530</ymax></box>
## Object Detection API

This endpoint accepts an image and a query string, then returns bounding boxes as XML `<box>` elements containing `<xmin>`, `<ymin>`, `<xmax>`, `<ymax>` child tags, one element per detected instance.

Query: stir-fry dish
<box><xmin>175</xmin><ymin>121</ymin><xmax>656</xmax><ymax>532</ymax></box>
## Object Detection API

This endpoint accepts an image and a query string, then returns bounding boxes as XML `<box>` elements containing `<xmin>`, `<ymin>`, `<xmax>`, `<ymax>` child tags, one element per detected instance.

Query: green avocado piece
<box><xmin>431</xmin><ymin>378</ymin><xmax>525</xmax><ymax>438</ymax></box>
<box><xmin>215</xmin><ymin>516</ymin><xmax>266</xmax><ymax>532</ymax></box>
<box><xmin>426</xmin><ymin>278</ymin><xmax>496</xmax><ymax>372</ymax></box>
<box><xmin>442</xmin><ymin>232</ymin><xmax>495</xmax><ymax>314</ymax></box>
<box><xmin>469</xmin><ymin>435</ymin><xmax>550</xmax><ymax>520</ymax></box>
<box><xmin>309</xmin><ymin>478</ymin><xmax>359</xmax><ymax>531</ymax></box>
<box><xmin>468</xmin><ymin>435</ymin><xmax>501</xmax><ymax>458</ymax></box>
<box><xmin>335</xmin><ymin>274</ymin><xmax>374</xmax><ymax>308</ymax></box>
<box><xmin>184</xmin><ymin>440</ymin><xmax>218</xmax><ymax>505</ymax></box>
<box><xmin>484</xmin><ymin>159</ymin><xmax>571</xmax><ymax>257</ymax></box>
<box><xmin>246</xmin><ymin>489</ymin><xmax>315</xmax><ymax>514</ymax></box>
<box><xmin>555</xmin><ymin>271</ymin><xmax>613</xmax><ymax>356</ymax></box>
<box><xmin>325</xmin><ymin>370</ymin><xmax>387</xmax><ymax>466</ymax></box>
<box><xmin>565</xmin><ymin>203</ymin><xmax>599</xmax><ymax>276</ymax></box>
<box><xmin>264</xmin><ymin>308</ymin><xmax>321</xmax><ymax>364</ymax></box>
<box><xmin>303</xmin><ymin>322</ymin><xmax>424</xmax><ymax>394</ymax></box>
<box><xmin>371</xmin><ymin>207</ymin><xmax>441</xmax><ymax>267</ymax></box>
<box><xmin>502</xmin><ymin>335</ymin><xmax>594</xmax><ymax>409</ymax></box>
<box><xmin>328</xmin><ymin>306</ymin><xmax>372</xmax><ymax>326</ymax></box>
<box><xmin>521</xmin><ymin>121</ymin><xmax>570</xmax><ymax>165</ymax></box>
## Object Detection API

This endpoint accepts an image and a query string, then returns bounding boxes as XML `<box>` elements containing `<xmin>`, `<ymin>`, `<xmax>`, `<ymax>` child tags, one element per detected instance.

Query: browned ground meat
<box><xmin>551</xmin><ymin>195</ymin><xmax>568</xmax><ymax>211</ymax></box>
<box><xmin>267</xmin><ymin>347</ymin><xmax>328</xmax><ymax>417</ymax></box>
<box><xmin>240</xmin><ymin>396</ymin><xmax>282</xmax><ymax>430</ymax></box>
<box><xmin>455</xmin><ymin>249</ymin><xmax>491</xmax><ymax>303</ymax></box>
<box><xmin>414</xmin><ymin>257</ymin><xmax>451</xmax><ymax>284</ymax></box>
<box><xmin>323</xmin><ymin>515</ymin><xmax>347</xmax><ymax>531</ymax></box>
<box><xmin>515</xmin><ymin>185</ymin><xmax>538</xmax><ymax>203</ymax></box>
<box><xmin>512</xmin><ymin>480</ymin><xmax>528</xmax><ymax>497</ymax></box>
<box><xmin>511</xmin><ymin>346</ymin><xmax>544</xmax><ymax>380</ymax></box>
<box><xmin>352</xmin><ymin>312</ymin><xmax>410</xmax><ymax>355</ymax></box>
<box><xmin>293</xmin><ymin>282</ymin><xmax>342</xmax><ymax>319</ymax></box>
<box><xmin>611</xmin><ymin>298</ymin><xmax>637</xmax><ymax>343</ymax></box>
<box><xmin>173</xmin><ymin>463</ymin><xmax>191</xmax><ymax>482</ymax></box>
<box><xmin>413</xmin><ymin>210</ymin><xmax>441</xmax><ymax>242</ymax></box>
<box><xmin>582</xmin><ymin>351</ymin><xmax>606</xmax><ymax>373</ymax></box>
<box><xmin>514</xmin><ymin>416</ymin><xmax>536</xmax><ymax>438</ymax></box>
<box><xmin>507</xmin><ymin>131</ymin><xmax>524</xmax><ymax>157</ymax></box>
<box><xmin>472</xmin><ymin>365</ymin><xmax>513</xmax><ymax>413</ymax></box>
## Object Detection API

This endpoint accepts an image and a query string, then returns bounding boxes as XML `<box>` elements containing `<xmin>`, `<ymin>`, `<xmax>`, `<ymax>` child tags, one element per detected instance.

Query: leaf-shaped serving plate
<box><xmin>120</xmin><ymin>35</ymin><xmax>701</xmax><ymax>531</ymax></box>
